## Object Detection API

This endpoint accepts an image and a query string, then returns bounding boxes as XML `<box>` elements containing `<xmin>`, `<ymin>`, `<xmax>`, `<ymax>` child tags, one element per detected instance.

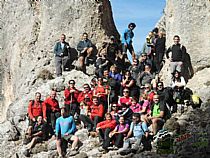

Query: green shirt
<box><xmin>152</xmin><ymin>103</ymin><xmax>160</xmax><ymax>117</ymax></box>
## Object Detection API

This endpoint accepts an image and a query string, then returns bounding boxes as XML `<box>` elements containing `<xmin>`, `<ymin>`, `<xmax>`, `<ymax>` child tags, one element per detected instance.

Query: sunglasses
<box><xmin>70</xmin><ymin>83</ymin><xmax>75</xmax><ymax>84</ymax></box>
<box><xmin>84</xmin><ymin>87</ymin><xmax>89</xmax><ymax>88</ymax></box>
<box><xmin>123</xmin><ymin>91</ymin><xmax>129</xmax><ymax>93</ymax></box>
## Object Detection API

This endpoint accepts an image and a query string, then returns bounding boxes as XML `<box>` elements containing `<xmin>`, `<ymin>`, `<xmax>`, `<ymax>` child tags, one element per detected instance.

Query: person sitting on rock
<box><xmin>55</xmin><ymin>106</ymin><xmax>79</xmax><ymax>157</ymax></box>
<box><xmin>130</xmin><ymin>97</ymin><xmax>141</xmax><ymax>113</ymax></box>
<box><xmin>117</xmin><ymin>103</ymin><xmax>133</xmax><ymax>125</ymax></box>
<box><xmin>109</xmin><ymin>65</ymin><xmax>122</xmax><ymax>83</ymax></box>
<box><xmin>27</xmin><ymin>92</ymin><xmax>45</xmax><ymax>136</ymax></box>
<box><xmin>97</xmin><ymin>113</ymin><xmax>117</xmax><ymax>153</ymax></box>
<box><xmin>138</xmin><ymin>52</ymin><xmax>154</xmax><ymax>74</ymax></box>
<box><xmin>156</xmin><ymin>82</ymin><xmax>176</xmax><ymax>113</ymax></box>
<box><xmin>43</xmin><ymin>89</ymin><xmax>60</xmax><ymax>136</ymax></box>
<box><xmin>137</xmin><ymin>64</ymin><xmax>155</xmax><ymax>89</ymax></box>
<box><xmin>64</xmin><ymin>80</ymin><xmax>80</xmax><ymax>116</ymax></box>
<box><xmin>140</xmin><ymin>83</ymin><xmax>155</xmax><ymax>104</ymax></box>
<box><xmin>118</xmin><ymin>88</ymin><xmax>132</xmax><ymax>107</ymax></box>
<box><xmin>110</xmin><ymin>103</ymin><xmax>119</xmax><ymax>120</ymax></box>
<box><xmin>80</xmin><ymin>96</ymin><xmax>104</xmax><ymax>132</ymax></box>
<box><xmin>23</xmin><ymin>116</ymin><xmax>47</xmax><ymax>157</ymax></box>
<box><xmin>120</xmin><ymin>71</ymin><xmax>139</xmax><ymax>98</ymax></box>
<box><xmin>109</xmin><ymin>116</ymin><xmax>129</xmax><ymax>149</ymax></box>
<box><xmin>119</xmin><ymin>113</ymin><xmax>149</xmax><ymax>155</ymax></box>
<box><xmin>170</xmin><ymin>70</ymin><xmax>186</xmax><ymax>104</ymax></box>
<box><xmin>77</xmin><ymin>84</ymin><xmax>93</xmax><ymax>104</ymax></box>
<box><xmin>148</xmin><ymin>94</ymin><xmax>169</xmax><ymax>135</ymax></box>
<box><xmin>54</xmin><ymin>34</ymin><xmax>71</xmax><ymax>77</ymax></box>
<box><xmin>95</xmin><ymin>45</ymin><xmax>109</xmax><ymax>77</ymax></box>
<box><xmin>77</xmin><ymin>32</ymin><xmax>94</xmax><ymax>72</ymax></box>
<box><xmin>170</xmin><ymin>70</ymin><xmax>186</xmax><ymax>89</ymax></box>
<box><xmin>128</xmin><ymin>59</ymin><xmax>141</xmax><ymax>81</ymax></box>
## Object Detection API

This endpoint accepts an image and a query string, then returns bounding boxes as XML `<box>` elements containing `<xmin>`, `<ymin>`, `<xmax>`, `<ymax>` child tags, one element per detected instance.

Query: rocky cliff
<box><xmin>158</xmin><ymin>0</ymin><xmax>210</xmax><ymax>102</ymax></box>
<box><xmin>0</xmin><ymin>0</ymin><xmax>210</xmax><ymax>157</ymax></box>
<box><xmin>0</xmin><ymin>0</ymin><xmax>118</xmax><ymax>121</ymax></box>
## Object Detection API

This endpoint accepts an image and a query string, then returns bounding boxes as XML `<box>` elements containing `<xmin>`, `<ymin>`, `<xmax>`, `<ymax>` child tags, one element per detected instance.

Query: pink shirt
<box><xmin>141</xmin><ymin>100</ymin><xmax>151</xmax><ymax>114</ymax></box>
<box><xmin>115</xmin><ymin>123</ymin><xmax>130</xmax><ymax>136</ymax></box>
<box><xmin>130</xmin><ymin>103</ymin><xmax>141</xmax><ymax>113</ymax></box>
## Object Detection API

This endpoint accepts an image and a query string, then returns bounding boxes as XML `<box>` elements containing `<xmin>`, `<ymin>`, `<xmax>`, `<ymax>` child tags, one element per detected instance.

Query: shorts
<box><xmin>79</xmin><ymin>51</ymin><xmax>87</xmax><ymax>58</ymax></box>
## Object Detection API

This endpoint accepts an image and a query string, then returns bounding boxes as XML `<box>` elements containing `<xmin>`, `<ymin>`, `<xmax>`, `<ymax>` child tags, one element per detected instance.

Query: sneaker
<box><xmin>98</xmin><ymin>146</ymin><xmax>105</xmax><ymax>152</ymax></box>
<box><xmin>113</xmin><ymin>146</ymin><xmax>119</xmax><ymax>150</ymax></box>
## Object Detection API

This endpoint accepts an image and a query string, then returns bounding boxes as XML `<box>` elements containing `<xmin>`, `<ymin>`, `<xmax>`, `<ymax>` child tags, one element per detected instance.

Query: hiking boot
<box><xmin>23</xmin><ymin>149</ymin><xmax>30</xmax><ymax>157</ymax></box>
<box><xmin>119</xmin><ymin>149</ymin><xmax>131</xmax><ymax>156</ymax></box>
<box><xmin>68</xmin><ymin>150</ymin><xmax>79</xmax><ymax>156</ymax></box>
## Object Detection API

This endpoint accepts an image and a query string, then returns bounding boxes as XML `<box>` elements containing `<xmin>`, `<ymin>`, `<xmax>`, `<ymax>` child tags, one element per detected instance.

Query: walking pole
<box><xmin>107</xmin><ymin>86</ymin><xmax>111</xmax><ymax>112</ymax></box>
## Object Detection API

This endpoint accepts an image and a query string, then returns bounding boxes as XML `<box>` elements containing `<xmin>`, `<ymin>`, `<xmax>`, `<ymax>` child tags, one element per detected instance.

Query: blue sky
<box><xmin>110</xmin><ymin>0</ymin><xmax>166</xmax><ymax>54</ymax></box>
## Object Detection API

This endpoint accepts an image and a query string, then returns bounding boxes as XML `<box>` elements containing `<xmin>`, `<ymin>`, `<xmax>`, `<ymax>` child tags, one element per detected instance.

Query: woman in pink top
<box><xmin>139</xmin><ymin>93</ymin><xmax>151</xmax><ymax>123</ymax></box>
<box><xmin>109</xmin><ymin>116</ymin><xmax>129</xmax><ymax>148</ymax></box>
<box><xmin>130</xmin><ymin>97</ymin><xmax>141</xmax><ymax>113</ymax></box>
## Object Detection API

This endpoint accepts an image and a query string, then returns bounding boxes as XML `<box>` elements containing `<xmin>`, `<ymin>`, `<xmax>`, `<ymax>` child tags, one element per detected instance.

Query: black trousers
<box><xmin>65</xmin><ymin>103</ymin><xmax>79</xmax><ymax>116</ymax></box>
<box><xmin>79</xmin><ymin>115</ymin><xmax>102</xmax><ymax>131</ymax></box>
<box><xmin>98</xmin><ymin>128</ymin><xmax>111</xmax><ymax>149</ymax></box>
<box><xmin>114</xmin><ymin>133</ymin><xmax>124</xmax><ymax>148</ymax></box>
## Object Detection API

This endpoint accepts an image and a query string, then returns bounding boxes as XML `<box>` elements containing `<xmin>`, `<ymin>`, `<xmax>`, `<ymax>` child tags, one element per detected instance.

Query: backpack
<box><xmin>190</xmin><ymin>94</ymin><xmax>202</xmax><ymax>109</ymax></box>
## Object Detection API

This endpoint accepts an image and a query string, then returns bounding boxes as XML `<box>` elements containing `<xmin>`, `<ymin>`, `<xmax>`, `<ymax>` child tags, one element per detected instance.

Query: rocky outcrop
<box><xmin>160</xmin><ymin>0</ymin><xmax>210</xmax><ymax>71</ymax></box>
<box><xmin>158</xmin><ymin>0</ymin><xmax>210</xmax><ymax>101</ymax></box>
<box><xmin>0</xmin><ymin>0</ymin><xmax>118</xmax><ymax>121</ymax></box>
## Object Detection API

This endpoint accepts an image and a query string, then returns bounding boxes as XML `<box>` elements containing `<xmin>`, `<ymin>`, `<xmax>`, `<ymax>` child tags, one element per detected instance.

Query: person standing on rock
<box><xmin>27</xmin><ymin>92</ymin><xmax>45</xmax><ymax>136</ymax></box>
<box><xmin>54</xmin><ymin>34</ymin><xmax>71</xmax><ymax>77</ymax></box>
<box><xmin>64</xmin><ymin>80</ymin><xmax>80</xmax><ymax>116</ymax></box>
<box><xmin>154</xmin><ymin>30</ymin><xmax>166</xmax><ymax>73</ymax></box>
<box><xmin>43</xmin><ymin>89</ymin><xmax>60</xmax><ymax>136</ymax></box>
<box><xmin>121</xmin><ymin>22</ymin><xmax>136</xmax><ymax>62</ymax></box>
<box><xmin>166</xmin><ymin>35</ymin><xmax>186</xmax><ymax>75</ymax></box>
<box><xmin>77</xmin><ymin>32</ymin><xmax>94</xmax><ymax>72</ymax></box>
<box><xmin>55</xmin><ymin>106</ymin><xmax>79</xmax><ymax>157</ymax></box>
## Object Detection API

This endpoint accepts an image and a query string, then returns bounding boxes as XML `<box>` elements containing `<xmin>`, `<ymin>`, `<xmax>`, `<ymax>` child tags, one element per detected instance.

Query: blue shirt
<box><xmin>55</xmin><ymin>116</ymin><xmax>76</xmax><ymax>136</ymax></box>
<box><xmin>130</xmin><ymin>122</ymin><xmax>148</xmax><ymax>138</ymax></box>
<box><xmin>109</xmin><ymin>72</ymin><xmax>122</xmax><ymax>82</ymax></box>
<box><xmin>121</xmin><ymin>28</ymin><xmax>134</xmax><ymax>45</ymax></box>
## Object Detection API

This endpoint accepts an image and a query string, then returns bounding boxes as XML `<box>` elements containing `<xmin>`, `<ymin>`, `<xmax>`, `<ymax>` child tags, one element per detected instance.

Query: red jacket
<box><xmin>64</xmin><ymin>87</ymin><xmax>79</xmax><ymax>104</ymax></box>
<box><xmin>97</xmin><ymin>120</ymin><xmax>116</xmax><ymax>130</ymax></box>
<box><xmin>90</xmin><ymin>104</ymin><xmax>104</xmax><ymax>120</ymax></box>
<box><xmin>77</xmin><ymin>91</ymin><xmax>93</xmax><ymax>103</ymax></box>
<box><xmin>43</xmin><ymin>97</ymin><xmax>60</xmax><ymax>118</ymax></box>
<box><xmin>28</xmin><ymin>100</ymin><xmax>45</xmax><ymax>120</ymax></box>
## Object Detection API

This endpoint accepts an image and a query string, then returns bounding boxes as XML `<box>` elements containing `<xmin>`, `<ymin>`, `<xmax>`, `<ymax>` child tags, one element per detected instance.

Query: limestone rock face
<box><xmin>162</xmin><ymin>0</ymin><xmax>210</xmax><ymax>71</ymax></box>
<box><xmin>0</xmin><ymin>0</ymin><xmax>118</xmax><ymax>120</ymax></box>
<box><xmin>158</xmin><ymin>0</ymin><xmax>210</xmax><ymax>98</ymax></box>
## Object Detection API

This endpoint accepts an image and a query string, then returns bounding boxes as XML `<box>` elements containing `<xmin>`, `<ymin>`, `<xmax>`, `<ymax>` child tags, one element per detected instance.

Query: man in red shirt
<box><xmin>77</xmin><ymin>84</ymin><xmax>93</xmax><ymax>104</ymax></box>
<box><xmin>80</xmin><ymin>96</ymin><xmax>104</xmax><ymax>132</ymax></box>
<box><xmin>27</xmin><ymin>92</ymin><xmax>45</xmax><ymax>136</ymax></box>
<box><xmin>43</xmin><ymin>90</ymin><xmax>60</xmax><ymax>134</ymax></box>
<box><xmin>64</xmin><ymin>80</ymin><xmax>80</xmax><ymax>116</ymax></box>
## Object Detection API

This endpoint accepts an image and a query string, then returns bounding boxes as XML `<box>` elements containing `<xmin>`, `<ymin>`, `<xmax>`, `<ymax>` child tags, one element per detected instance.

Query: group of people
<box><xmin>24</xmin><ymin>23</ymin><xmax>191</xmax><ymax>157</ymax></box>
